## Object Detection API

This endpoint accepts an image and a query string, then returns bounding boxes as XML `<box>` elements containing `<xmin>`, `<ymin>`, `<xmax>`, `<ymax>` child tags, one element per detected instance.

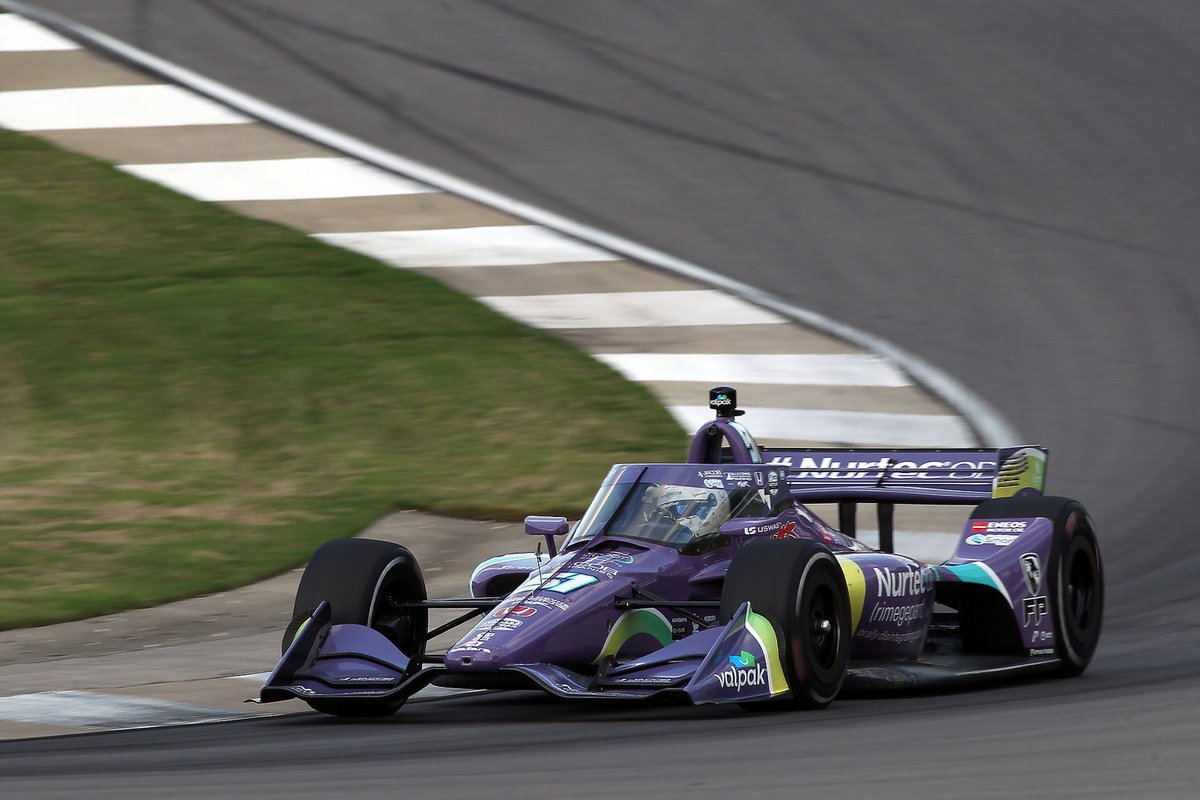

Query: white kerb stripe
<box><xmin>0</xmin><ymin>690</ymin><xmax>259</xmax><ymax>728</ymax></box>
<box><xmin>593</xmin><ymin>353</ymin><xmax>911</xmax><ymax>387</ymax></box>
<box><xmin>0</xmin><ymin>14</ymin><xmax>79</xmax><ymax>50</ymax></box>
<box><xmin>119</xmin><ymin>158</ymin><xmax>434</xmax><ymax>202</ymax></box>
<box><xmin>668</xmin><ymin>405</ymin><xmax>974</xmax><ymax>447</ymax></box>
<box><xmin>315</xmin><ymin>226</ymin><xmax>619</xmax><ymax>267</ymax></box>
<box><xmin>0</xmin><ymin>84</ymin><xmax>250</xmax><ymax>130</ymax></box>
<box><xmin>479</xmin><ymin>290</ymin><xmax>785</xmax><ymax>329</ymax></box>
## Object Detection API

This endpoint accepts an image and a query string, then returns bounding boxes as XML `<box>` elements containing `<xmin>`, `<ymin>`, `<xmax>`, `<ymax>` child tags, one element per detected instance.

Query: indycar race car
<box><xmin>257</xmin><ymin>387</ymin><xmax>1103</xmax><ymax>716</ymax></box>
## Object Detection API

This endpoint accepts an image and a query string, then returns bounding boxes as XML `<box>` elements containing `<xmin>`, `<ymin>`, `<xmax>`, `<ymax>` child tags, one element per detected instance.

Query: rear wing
<box><xmin>760</xmin><ymin>446</ymin><xmax>1046</xmax><ymax>553</ymax></box>
<box><xmin>761</xmin><ymin>446</ymin><xmax>1047</xmax><ymax>505</ymax></box>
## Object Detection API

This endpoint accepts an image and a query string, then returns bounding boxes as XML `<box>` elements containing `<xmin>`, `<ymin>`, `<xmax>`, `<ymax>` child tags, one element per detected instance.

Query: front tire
<box><xmin>283</xmin><ymin>539</ymin><xmax>428</xmax><ymax>718</ymax></box>
<box><xmin>720</xmin><ymin>538</ymin><xmax>851</xmax><ymax>709</ymax></box>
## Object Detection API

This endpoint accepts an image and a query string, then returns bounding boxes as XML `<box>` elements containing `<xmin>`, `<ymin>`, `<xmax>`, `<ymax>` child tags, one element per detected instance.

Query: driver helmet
<box><xmin>654</xmin><ymin>486</ymin><xmax>731</xmax><ymax>538</ymax></box>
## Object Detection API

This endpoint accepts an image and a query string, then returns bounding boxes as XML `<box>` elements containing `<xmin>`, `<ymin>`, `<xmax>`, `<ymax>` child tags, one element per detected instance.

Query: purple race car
<box><xmin>257</xmin><ymin>387</ymin><xmax>1103</xmax><ymax>716</ymax></box>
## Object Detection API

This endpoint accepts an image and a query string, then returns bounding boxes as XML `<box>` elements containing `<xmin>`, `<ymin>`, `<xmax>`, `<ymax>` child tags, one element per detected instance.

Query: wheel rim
<box><xmin>807</xmin><ymin>583</ymin><xmax>840</xmax><ymax>671</ymax></box>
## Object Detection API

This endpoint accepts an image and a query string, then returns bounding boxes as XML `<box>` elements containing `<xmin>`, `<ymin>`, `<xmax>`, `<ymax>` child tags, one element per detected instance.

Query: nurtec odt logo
<box><xmin>715</xmin><ymin>650</ymin><xmax>767</xmax><ymax>692</ymax></box>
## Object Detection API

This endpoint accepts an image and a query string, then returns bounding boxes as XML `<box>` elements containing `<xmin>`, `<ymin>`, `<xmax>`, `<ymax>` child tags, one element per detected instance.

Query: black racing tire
<box><xmin>970</xmin><ymin>496</ymin><xmax>1103</xmax><ymax>677</ymax></box>
<box><xmin>719</xmin><ymin>538</ymin><xmax>851</xmax><ymax>710</ymax></box>
<box><xmin>283</xmin><ymin>538</ymin><xmax>428</xmax><ymax>669</ymax></box>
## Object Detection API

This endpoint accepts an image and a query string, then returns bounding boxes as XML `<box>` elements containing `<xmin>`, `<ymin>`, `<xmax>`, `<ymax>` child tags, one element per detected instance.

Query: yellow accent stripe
<box><xmin>837</xmin><ymin>556</ymin><xmax>866</xmax><ymax>633</ymax></box>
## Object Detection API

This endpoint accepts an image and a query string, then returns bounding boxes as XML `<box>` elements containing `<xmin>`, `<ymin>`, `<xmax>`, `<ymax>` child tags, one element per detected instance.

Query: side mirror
<box><xmin>524</xmin><ymin>515</ymin><xmax>569</xmax><ymax>557</ymax></box>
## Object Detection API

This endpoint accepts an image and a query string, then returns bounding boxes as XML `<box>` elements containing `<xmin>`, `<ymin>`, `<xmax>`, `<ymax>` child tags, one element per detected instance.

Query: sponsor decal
<box><xmin>704</xmin><ymin>478</ymin><xmax>725</xmax><ymax>489</ymax></box>
<box><xmin>1020</xmin><ymin>553</ymin><xmax>1042</xmax><ymax>595</ymax></box>
<box><xmin>855</xmin><ymin>628</ymin><xmax>925</xmax><ymax>643</ymax></box>
<box><xmin>671</xmin><ymin>614</ymin><xmax>717</xmax><ymax>638</ymax></box>
<box><xmin>612</xmin><ymin>676</ymin><xmax>675</xmax><ymax>685</ymax></box>
<box><xmin>1029</xmin><ymin>647</ymin><xmax>1056</xmax><ymax>656</ymax></box>
<box><xmin>715</xmin><ymin>650</ymin><xmax>768</xmax><ymax>692</ymax></box>
<box><xmin>861</xmin><ymin>567</ymin><xmax>932</xmax><ymax>630</ymax></box>
<box><xmin>711</xmin><ymin>393</ymin><xmax>733</xmax><ymax>407</ymax></box>
<box><xmin>1031</xmin><ymin>629</ymin><xmax>1053</xmax><ymax>642</ymax></box>
<box><xmin>747</xmin><ymin>520</ymin><xmax>800</xmax><ymax>536</ymax></box>
<box><xmin>336</xmin><ymin>676</ymin><xmax>398</xmax><ymax>684</ymax></box>
<box><xmin>868</xmin><ymin>602</ymin><xmax>925</xmax><ymax>626</ymax></box>
<box><xmin>490</xmin><ymin>600</ymin><xmax>538</xmax><ymax>619</ymax></box>
<box><xmin>1022</xmin><ymin>596</ymin><xmax>1048</xmax><ymax>627</ymax></box>
<box><xmin>698</xmin><ymin>468</ymin><xmax>723</xmax><ymax>479</ymax></box>
<box><xmin>970</xmin><ymin>520</ymin><xmax>1028</xmax><ymax>533</ymax></box>
<box><xmin>516</xmin><ymin>571</ymin><xmax>599</xmax><ymax>594</ymax></box>
<box><xmin>522</xmin><ymin>595</ymin><xmax>570</xmax><ymax>612</ymax></box>
<box><xmin>541</xmin><ymin>572</ymin><xmax>599</xmax><ymax>593</ymax></box>
<box><xmin>754</xmin><ymin>472</ymin><xmax>765</xmax><ymax>488</ymax></box>
<box><xmin>477</xmin><ymin>617</ymin><xmax>525</xmax><ymax>632</ymax></box>
<box><xmin>457</xmin><ymin>630</ymin><xmax>497</xmax><ymax>649</ymax></box>
<box><xmin>289</xmin><ymin>685</ymin><xmax>315</xmax><ymax>695</ymax></box>
<box><xmin>770</xmin><ymin>521</ymin><xmax>799</xmax><ymax>539</ymax></box>
<box><xmin>770</xmin><ymin>456</ymin><xmax>993</xmax><ymax>481</ymax></box>
<box><xmin>966</xmin><ymin>533</ymin><xmax>1021</xmax><ymax>546</ymax></box>
<box><xmin>768</xmin><ymin>471</ymin><xmax>780</xmax><ymax>490</ymax></box>
<box><xmin>572</xmin><ymin>552</ymin><xmax>635</xmax><ymax>579</ymax></box>
<box><xmin>873</xmin><ymin>567</ymin><xmax>931</xmax><ymax>598</ymax></box>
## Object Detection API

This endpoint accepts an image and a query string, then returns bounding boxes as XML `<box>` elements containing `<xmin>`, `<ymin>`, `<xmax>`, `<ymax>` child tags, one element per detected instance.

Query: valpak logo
<box><xmin>715</xmin><ymin>650</ymin><xmax>767</xmax><ymax>692</ymax></box>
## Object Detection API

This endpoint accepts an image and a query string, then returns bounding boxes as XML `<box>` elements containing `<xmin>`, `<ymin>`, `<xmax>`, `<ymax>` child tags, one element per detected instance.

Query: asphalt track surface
<box><xmin>4</xmin><ymin>2</ymin><xmax>1200</xmax><ymax>797</ymax></box>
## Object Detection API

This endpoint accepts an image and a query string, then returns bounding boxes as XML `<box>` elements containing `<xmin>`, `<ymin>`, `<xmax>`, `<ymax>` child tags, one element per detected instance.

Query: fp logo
<box><xmin>1022</xmin><ymin>596</ymin><xmax>1048</xmax><ymax>627</ymax></box>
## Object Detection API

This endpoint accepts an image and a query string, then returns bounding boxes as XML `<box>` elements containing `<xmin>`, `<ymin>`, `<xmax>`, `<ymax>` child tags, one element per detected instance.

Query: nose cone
<box><xmin>448</xmin><ymin>543</ymin><xmax>662</xmax><ymax>671</ymax></box>
<box><xmin>445</xmin><ymin>646</ymin><xmax>499</xmax><ymax>670</ymax></box>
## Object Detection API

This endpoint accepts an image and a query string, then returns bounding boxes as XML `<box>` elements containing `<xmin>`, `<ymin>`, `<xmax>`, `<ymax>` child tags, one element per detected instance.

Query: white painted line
<box><xmin>119</xmin><ymin>157</ymin><xmax>435</xmax><ymax>202</ymax></box>
<box><xmin>229</xmin><ymin>672</ymin><xmax>273</xmax><ymax>683</ymax></box>
<box><xmin>479</xmin><ymin>290</ymin><xmax>785</xmax><ymax>329</ymax></box>
<box><xmin>593</xmin><ymin>353</ymin><xmax>911</xmax><ymax>387</ymax></box>
<box><xmin>316</xmin><ymin>226</ymin><xmax>619</xmax><ymax>267</ymax></box>
<box><xmin>0</xmin><ymin>14</ymin><xmax>78</xmax><ymax>51</ymax></box>
<box><xmin>0</xmin><ymin>690</ymin><xmax>261</xmax><ymax>729</ymax></box>
<box><xmin>668</xmin><ymin>405</ymin><xmax>974</xmax><ymax>447</ymax></box>
<box><xmin>0</xmin><ymin>84</ymin><xmax>250</xmax><ymax>130</ymax></box>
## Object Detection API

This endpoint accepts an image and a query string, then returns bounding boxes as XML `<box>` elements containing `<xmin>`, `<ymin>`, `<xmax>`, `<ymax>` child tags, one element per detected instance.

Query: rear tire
<box><xmin>970</xmin><ymin>496</ymin><xmax>1103</xmax><ymax>676</ymax></box>
<box><xmin>720</xmin><ymin>538</ymin><xmax>851</xmax><ymax>710</ymax></box>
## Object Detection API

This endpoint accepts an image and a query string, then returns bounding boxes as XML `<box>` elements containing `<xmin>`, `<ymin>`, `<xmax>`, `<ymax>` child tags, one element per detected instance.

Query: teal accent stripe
<box><xmin>948</xmin><ymin>563</ymin><xmax>999</xmax><ymax>590</ymax></box>
<box><xmin>948</xmin><ymin>561</ymin><xmax>1012</xmax><ymax>607</ymax></box>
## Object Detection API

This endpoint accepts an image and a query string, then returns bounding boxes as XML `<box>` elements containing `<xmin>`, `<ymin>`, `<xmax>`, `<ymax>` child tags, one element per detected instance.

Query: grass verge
<box><xmin>0</xmin><ymin>128</ymin><xmax>682</xmax><ymax>629</ymax></box>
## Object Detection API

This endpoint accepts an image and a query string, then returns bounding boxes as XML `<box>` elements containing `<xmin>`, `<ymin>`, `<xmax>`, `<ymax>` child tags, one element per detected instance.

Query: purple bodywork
<box><xmin>259</xmin><ymin>394</ymin><xmax>1075</xmax><ymax>712</ymax></box>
